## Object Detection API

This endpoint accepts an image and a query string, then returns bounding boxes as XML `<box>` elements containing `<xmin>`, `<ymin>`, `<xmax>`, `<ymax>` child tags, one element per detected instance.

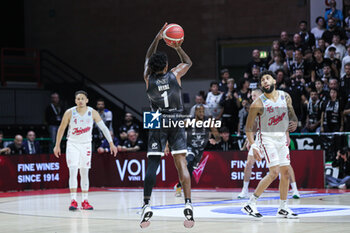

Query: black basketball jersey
<box><xmin>186</xmin><ymin>118</ymin><xmax>210</xmax><ymax>150</ymax></box>
<box><xmin>146</xmin><ymin>72</ymin><xmax>183</xmax><ymax>113</ymax></box>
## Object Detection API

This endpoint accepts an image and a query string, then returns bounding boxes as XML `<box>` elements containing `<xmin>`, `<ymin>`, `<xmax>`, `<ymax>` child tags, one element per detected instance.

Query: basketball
<box><xmin>163</xmin><ymin>24</ymin><xmax>184</xmax><ymax>46</ymax></box>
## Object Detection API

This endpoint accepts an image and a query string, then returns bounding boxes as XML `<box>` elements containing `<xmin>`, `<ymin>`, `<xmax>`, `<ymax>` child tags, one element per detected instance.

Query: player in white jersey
<box><xmin>54</xmin><ymin>91</ymin><xmax>118</xmax><ymax>211</ymax></box>
<box><xmin>238</xmin><ymin>87</ymin><xmax>300</xmax><ymax>199</ymax></box>
<box><xmin>241</xmin><ymin>71</ymin><xmax>298</xmax><ymax>219</ymax></box>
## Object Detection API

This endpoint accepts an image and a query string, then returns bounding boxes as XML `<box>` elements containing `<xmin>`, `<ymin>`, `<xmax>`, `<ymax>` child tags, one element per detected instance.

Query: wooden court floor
<box><xmin>0</xmin><ymin>188</ymin><xmax>349</xmax><ymax>233</ymax></box>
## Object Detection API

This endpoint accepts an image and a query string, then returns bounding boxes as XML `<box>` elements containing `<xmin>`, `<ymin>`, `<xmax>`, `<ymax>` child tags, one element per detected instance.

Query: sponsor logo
<box><xmin>143</xmin><ymin>110</ymin><xmax>161</xmax><ymax>129</ymax></box>
<box><xmin>72</xmin><ymin>127</ymin><xmax>91</xmax><ymax>135</ymax></box>
<box><xmin>152</xmin><ymin>143</ymin><xmax>158</xmax><ymax>150</ymax></box>
<box><xmin>193</xmin><ymin>155</ymin><xmax>209</xmax><ymax>184</ymax></box>
<box><xmin>268</xmin><ymin>112</ymin><xmax>286</xmax><ymax>126</ymax></box>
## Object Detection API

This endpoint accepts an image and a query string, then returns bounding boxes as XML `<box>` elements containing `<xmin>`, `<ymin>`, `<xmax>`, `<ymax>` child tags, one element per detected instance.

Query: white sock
<box><xmin>290</xmin><ymin>182</ymin><xmax>298</xmax><ymax>192</ymax></box>
<box><xmin>71</xmin><ymin>192</ymin><xmax>77</xmax><ymax>201</ymax></box>
<box><xmin>248</xmin><ymin>194</ymin><xmax>258</xmax><ymax>204</ymax></box>
<box><xmin>280</xmin><ymin>199</ymin><xmax>287</xmax><ymax>209</ymax></box>
<box><xmin>82</xmin><ymin>192</ymin><xmax>88</xmax><ymax>201</ymax></box>
<box><xmin>243</xmin><ymin>181</ymin><xmax>250</xmax><ymax>191</ymax></box>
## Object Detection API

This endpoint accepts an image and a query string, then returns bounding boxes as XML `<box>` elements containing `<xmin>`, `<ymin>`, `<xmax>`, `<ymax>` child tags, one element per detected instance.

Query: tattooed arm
<box><xmin>285</xmin><ymin>92</ymin><xmax>298</xmax><ymax>132</ymax></box>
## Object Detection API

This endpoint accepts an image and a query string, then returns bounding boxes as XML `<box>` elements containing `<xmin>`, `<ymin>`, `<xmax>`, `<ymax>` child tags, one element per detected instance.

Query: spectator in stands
<box><xmin>96</xmin><ymin>99</ymin><xmax>113</xmax><ymax>132</ymax></box>
<box><xmin>311</xmin><ymin>48</ymin><xmax>332</xmax><ymax>82</ymax></box>
<box><xmin>315</xmin><ymin>79</ymin><xmax>329</xmax><ymax>104</ymax></box>
<box><xmin>248</xmin><ymin>66</ymin><xmax>260</xmax><ymax>89</ymax></box>
<box><xmin>325</xmin><ymin>35</ymin><xmax>346</xmax><ymax>60</ymax></box>
<box><xmin>327</xmin><ymin>46</ymin><xmax>341</xmax><ymax>77</ymax></box>
<box><xmin>304</xmin><ymin>49</ymin><xmax>314</xmax><ymax>63</ymax></box>
<box><xmin>244</xmin><ymin>49</ymin><xmax>267</xmax><ymax>78</ymax></box>
<box><xmin>275</xmin><ymin>69</ymin><xmax>286</xmax><ymax>89</ymax></box>
<box><xmin>340</xmin><ymin>63</ymin><xmax>350</xmax><ymax>107</ymax></box>
<box><xmin>329</xmin><ymin>78</ymin><xmax>339</xmax><ymax>90</ymax></box>
<box><xmin>324</xmin><ymin>0</ymin><xmax>343</xmax><ymax>28</ymax></box>
<box><xmin>206</xmin><ymin>81</ymin><xmax>223</xmax><ymax>120</ymax></box>
<box><xmin>189</xmin><ymin>94</ymin><xmax>211</xmax><ymax>118</ymax></box>
<box><xmin>298</xmin><ymin>20</ymin><xmax>315</xmax><ymax>49</ymax></box>
<box><xmin>45</xmin><ymin>92</ymin><xmax>64</xmax><ymax>145</ymax></box>
<box><xmin>218</xmin><ymin>68</ymin><xmax>231</xmax><ymax>93</ymax></box>
<box><xmin>118</xmin><ymin>129</ymin><xmax>144</xmax><ymax>152</ymax></box>
<box><xmin>23</xmin><ymin>131</ymin><xmax>41</xmax><ymax>154</ymax></box>
<box><xmin>344</xmin><ymin>9</ymin><xmax>350</xmax><ymax>45</ymax></box>
<box><xmin>219</xmin><ymin>78</ymin><xmax>240</xmax><ymax>134</ymax></box>
<box><xmin>214</xmin><ymin>127</ymin><xmax>237</xmax><ymax>151</ymax></box>
<box><xmin>317</xmin><ymin>38</ymin><xmax>327</xmax><ymax>53</ymax></box>
<box><xmin>321</xmin><ymin>89</ymin><xmax>343</xmax><ymax>132</ymax></box>
<box><xmin>268</xmin><ymin>54</ymin><xmax>284</xmax><ymax>73</ymax></box>
<box><xmin>237</xmin><ymin>79</ymin><xmax>251</xmax><ymax>105</ymax></box>
<box><xmin>290</xmin><ymin>50</ymin><xmax>311</xmax><ymax>79</ymax></box>
<box><xmin>267</xmin><ymin>40</ymin><xmax>284</xmax><ymax>65</ymax></box>
<box><xmin>322</xmin><ymin>18</ymin><xmax>347</xmax><ymax>46</ymax></box>
<box><xmin>283</xmin><ymin>45</ymin><xmax>295</xmax><ymax>75</ymax></box>
<box><xmin>311</xmin><ymin>16</ymin><xmax>326</xmax><ymax>48</ymax></box>
<box><xmin>97</xmin><ymin>132</ymin><xmax>119</xmax><ymax>154</ymax></box>
<box><xmin>0</xmin><ymin>131</ymin><xmax>10</xmax><ymax>155</ymax></box>
<box><xmin>6</xmin><ymin>135</ymin><xmax>25</xmax><ymax>155</ymax></box>
<box><xmin>340</xmin><ymin>46</ymin><xmax>350</xmax><ymax>77</ymax></box>
<box><xmin>302</xmin><ymin>89</ymin><xmax>322</xmax><ymax>132</ymax></box>
<box><xmin>279</xmin><ymin>31</ymin><xmax>293</xmax><ymax>51</ymax></box>
<box><xmin>326</xmin><ymin>147</ymin><xmax>350</xmax><ymax>189</ymax></box>
<box><xmin>119</xmin><ymin>112</ymin><xmax>139</xmax><ymax>144</ymax></box>
<box><xmin>321</xmin><ymin>63</ymin><xmax>334</xmax><ymax>90</ymax></box>
<box><xmin>237</xmin><ymin>99</ymin><xmax>250</xmax><ymax>136</ymax></box>
<box><xmin>292</xmin><ymin>33</ymin><xmax>307</xmax><ymax>52</ymax></box>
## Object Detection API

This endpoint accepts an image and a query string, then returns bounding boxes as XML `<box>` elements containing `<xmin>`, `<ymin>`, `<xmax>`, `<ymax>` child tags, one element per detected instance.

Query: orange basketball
<box><xmin>163</xmin><ymin>24</ymin><xmax>184</xmax><ymax>46</ymax></box>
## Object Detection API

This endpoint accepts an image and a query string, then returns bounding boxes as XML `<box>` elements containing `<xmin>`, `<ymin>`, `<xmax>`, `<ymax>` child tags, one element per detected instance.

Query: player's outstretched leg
<box><xmin>68</xmin><ymin>167</ymin><xmax>78</xmax><ymax>211</ymax></box>
<box><xmin>277</xmin><ymin>166</ymin><xmax>298</xmax><ymax>219</ymax></box>
<box><xmin>140</xmin><ymin>156</ymin><xmax>160</xmax><ymax>228</ymax></box>
<box><xmin>238</xmin><ymin>155</ymin><xmax>255</xmax><ymax>199</ymax></box>
<box><xmin>241</xmin><ymin>166</ymin><xmax>279</xmax><ymax>218</ymax></box>
<box><xmin>173</xmin><ymin>153</ymin><xmax>194</xmax><ymax>228</ymax></box>
<box><xmin>288</xmin><ymin>165</ymin><xmax>300</xmax><ymax>199</ymax></box>
<box><xmin>80</xmin><ymin>168</ymin><xmax>93</xmax><ymax>210</ymax></box>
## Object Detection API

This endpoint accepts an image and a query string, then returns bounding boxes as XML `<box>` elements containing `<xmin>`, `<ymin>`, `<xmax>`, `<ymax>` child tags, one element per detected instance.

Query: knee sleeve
<box><xmin>80</xmin><ymin>168</ymin><xmax>90</xmax><ymax>191</ymax></box>
<box><xmin>69</xmin><ymin>167</ymin><xmax>78</xmax><ymax>189</ymax></box>
<box><xmin>144</xmin><ymin>156</ymin><xmax>161</xmax><ymax>197</ymax></box>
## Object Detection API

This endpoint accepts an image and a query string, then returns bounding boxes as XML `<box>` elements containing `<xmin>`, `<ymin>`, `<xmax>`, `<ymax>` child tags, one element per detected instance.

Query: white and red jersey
<box><xmin>257</xmin><ymin>90</ymin><xmax>289</xmax><ymax>138</ymax></box>
<box><xmin>67</xmin><ymin>107</ymin><xmax>94</xmax><ymax>144</ymax></box>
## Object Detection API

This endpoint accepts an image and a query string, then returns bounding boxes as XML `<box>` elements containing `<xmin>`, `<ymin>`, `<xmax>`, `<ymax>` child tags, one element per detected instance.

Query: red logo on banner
<box><xmin>192</xmin><ymin>154</ymin><xmax>209</xmax><ymax>184</ymax></box>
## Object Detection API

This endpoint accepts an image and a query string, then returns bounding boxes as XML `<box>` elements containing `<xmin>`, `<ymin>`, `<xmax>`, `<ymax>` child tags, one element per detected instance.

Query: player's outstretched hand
<box><xmin>53</xmin><ymin>146</ymin><xmax>61</xmax><ymax>158</ymax></box>
<box><xmin>288</xmin><ymin>121</ymin><xmax>297</xmax><ymax>132</ymax></box>
<box><xmin>253</xmin><ymin>148</ymin><xmax>262</xmax><ymax>161</ymax></box>
<box><xmin>110</xmin><ymin>145</ymin><xmax>118</xmax><ymax>157</ymax></box>
<box><xmin>169</xmin><ymin>40</ymin><xmax>183</xmax><ymax>49</ymax></box>
<box><xmin>157</xmin><ymin>22</ymin><xmax>168</xmax><ymax>40</ymax></box>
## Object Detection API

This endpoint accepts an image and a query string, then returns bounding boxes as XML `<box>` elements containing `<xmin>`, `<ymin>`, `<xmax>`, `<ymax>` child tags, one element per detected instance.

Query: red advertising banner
<box><xmin>0</xmin><ymin>150</ymin><xmax>324</xmax><ymax>192</ymax></box>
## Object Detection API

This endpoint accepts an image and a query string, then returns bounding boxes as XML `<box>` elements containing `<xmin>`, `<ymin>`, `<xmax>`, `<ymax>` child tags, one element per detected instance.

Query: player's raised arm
<box><xmin>285</xmin><ymin>92</ymin><xmax>298</xmax><ymax>132</ymax></box>
<box><xmin>53</xmin><ymin>110</ymin><xmax>72</xmax><ymax>158</ymax></box>
<box><xmin>92</xmin><ymin>110</ymin><xmax>118</xmax><ymax>157</ymax></box>
<box><xmin>170</xmin><ymin>44</ymin><xmax>192</xmax><ymax>83</ymax></box>
<box><xmin>144</xmin><ymin>23</ymin><xmax>168</xmax><ymax>83</ymax></box>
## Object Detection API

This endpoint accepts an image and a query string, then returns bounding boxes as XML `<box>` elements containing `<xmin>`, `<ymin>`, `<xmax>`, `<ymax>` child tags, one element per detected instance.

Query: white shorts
<box><xmin>248</xmin><ymin>139</ymin><xmax>260</xmax><ymax>157</ymax></box>
<box><xmin>66</xmin><ymin>141</ymin><xmax>92</xmax><ymax>168</ymax></box>
<box><xmin>258</xmin><ymin>135</ymin><xmax>290</xmax><ymax>168</ymax></box>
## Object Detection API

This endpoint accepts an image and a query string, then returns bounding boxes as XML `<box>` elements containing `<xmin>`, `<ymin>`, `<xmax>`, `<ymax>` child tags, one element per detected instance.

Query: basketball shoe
<box><xmin>140</xmin><ymin>204</ymin><xmax>153</xmax><ymax>228</ymax></box>
<box><xmin>241</xmin><ymin>202</ymin><xmax>263</xmax><ymax>218</ymax></box>
<box><xmin>183</xmin><ymin>202</ymin><xmax>194</xmax><ymax>228</ymax></box>
<box><xmin>276</xmin><ymin>207</ymin><xmax>298</xmax><ymax>219</ymax></box>
<box><xmin>292</xmin><ymin>190</ymin><xmax>300</xmax><ymax>199</ymax></box>
<box><xmin>237</xmin><ymin>189</ymin><xmax>249</xmax><ymax>199</ymax></box>
<box><xmin>69</xmin><ymin>200</ymin><xmax>78</xmax><ymax>211</ymax></box>
<box><xmin>81</xmin><ymin>200</ymin><xmax>93</xmax><ymax>210</ymax></box>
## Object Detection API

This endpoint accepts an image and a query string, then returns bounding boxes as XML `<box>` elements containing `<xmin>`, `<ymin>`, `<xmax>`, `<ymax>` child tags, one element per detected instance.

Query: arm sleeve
<box><xmin>96</xmin><ymin>120</ymin><xmax>113</xmax><ymax>143</ymax></box>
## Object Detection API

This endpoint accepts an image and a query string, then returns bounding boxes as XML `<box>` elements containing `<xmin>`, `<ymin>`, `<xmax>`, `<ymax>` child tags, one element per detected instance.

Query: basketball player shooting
<box><xmin>54</xmin><ymin>91</ymin><xmax>118</xmax><ymax>211</ymax></box>
<box><xmin>241</xmin><ymin>71</ymin><xmax>299</xmax><ymax>219</ymax></box>
<box><xmin>140</xmin><ymin>23</ymin><xmax>194</xmax><ymax>228</ymax></box>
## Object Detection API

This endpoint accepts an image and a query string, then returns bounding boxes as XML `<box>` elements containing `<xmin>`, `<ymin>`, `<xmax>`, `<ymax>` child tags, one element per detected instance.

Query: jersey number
<box><xmin>161</xmin><ymin>91</ymin><xmax>169</xmax><ymax>108</ymax></box>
